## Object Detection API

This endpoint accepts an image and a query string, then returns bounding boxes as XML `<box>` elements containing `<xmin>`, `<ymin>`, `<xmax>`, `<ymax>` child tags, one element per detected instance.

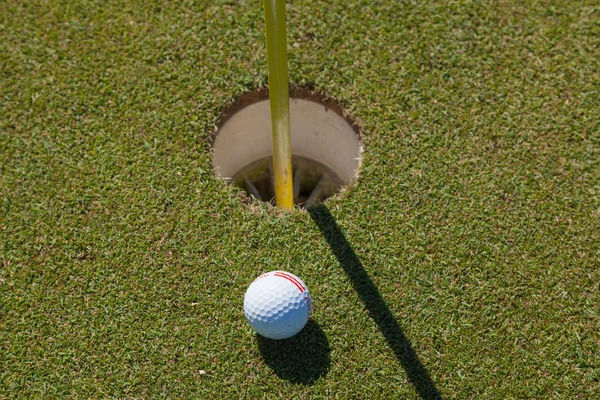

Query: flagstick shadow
<box><xmin>309</xmin><ymin>205</ymin><xmax>442</xmax><ymax>400</ymax></box>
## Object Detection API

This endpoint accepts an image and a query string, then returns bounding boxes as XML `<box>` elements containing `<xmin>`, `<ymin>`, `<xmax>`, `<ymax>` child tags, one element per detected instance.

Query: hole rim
<box><xmin>210</xmin><ymin>86</ymin><xmax>363</xmax><ymax>210</ymax></box>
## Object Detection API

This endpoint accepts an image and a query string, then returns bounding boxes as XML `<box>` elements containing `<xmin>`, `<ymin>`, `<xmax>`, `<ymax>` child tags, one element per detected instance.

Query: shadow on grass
<box><xmin>257</xmin><ymin>319</ymin><xmax>330</xmax><ymax>385</ymax></box>
<box><xmin>309</xmin><ymin>205</ymin><xmax>442</xmax><ymax>399</ymax></box>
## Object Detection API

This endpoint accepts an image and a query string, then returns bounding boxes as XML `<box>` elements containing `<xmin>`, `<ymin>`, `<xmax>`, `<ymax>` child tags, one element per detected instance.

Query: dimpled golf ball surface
<box><xmin>244</xmin><ymin>271</ymin><xmax>312</xmax><ymax>340</ymax></box>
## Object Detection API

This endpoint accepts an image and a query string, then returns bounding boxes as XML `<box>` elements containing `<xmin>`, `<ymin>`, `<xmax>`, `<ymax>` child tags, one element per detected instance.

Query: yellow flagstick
<box><xmin>264</xmin><ymin>0</ymin><xmax>293</xmax><ymax>209</ymax></box>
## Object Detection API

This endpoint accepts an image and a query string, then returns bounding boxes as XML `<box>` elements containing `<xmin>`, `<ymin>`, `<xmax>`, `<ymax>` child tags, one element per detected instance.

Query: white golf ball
<box><xmin>244</xmin><ymin>270</ymin><xmax>312</xmax><ymax>340</ymax></box>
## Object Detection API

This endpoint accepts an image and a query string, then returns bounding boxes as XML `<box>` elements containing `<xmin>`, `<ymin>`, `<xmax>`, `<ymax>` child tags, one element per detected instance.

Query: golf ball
<box><xmin>244</xmin><ymin>270</ymin><xmax>312</xmax><ymax>340</ymax></box>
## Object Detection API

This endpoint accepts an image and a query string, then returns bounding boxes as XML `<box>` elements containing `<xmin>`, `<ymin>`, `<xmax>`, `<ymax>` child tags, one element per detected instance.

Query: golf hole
<box><xmin>212</xmin><ymin>88</ymin><xmax>362</xmax><ymax>209</ymax></box>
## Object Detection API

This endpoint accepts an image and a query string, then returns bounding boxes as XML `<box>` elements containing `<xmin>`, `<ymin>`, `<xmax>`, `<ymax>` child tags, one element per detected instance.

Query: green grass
<box><xmin>1</xmin><ymin>0</ymin><xmax>599</xmax><ymax>398</ymax></box>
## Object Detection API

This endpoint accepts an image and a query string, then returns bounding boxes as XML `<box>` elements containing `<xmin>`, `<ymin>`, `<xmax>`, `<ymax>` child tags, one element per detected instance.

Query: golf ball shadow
<box><xmin>256</xmin><ymin>319</ymin><xmax>330</xmax><ymax>385</ymax></box>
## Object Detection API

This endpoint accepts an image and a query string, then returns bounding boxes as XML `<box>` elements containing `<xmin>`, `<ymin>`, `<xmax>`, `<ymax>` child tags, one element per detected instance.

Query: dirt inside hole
<box><xmin>232</xmin><ymin>155</ymin><xmax>343</xmax><ymax>208</ymax></box>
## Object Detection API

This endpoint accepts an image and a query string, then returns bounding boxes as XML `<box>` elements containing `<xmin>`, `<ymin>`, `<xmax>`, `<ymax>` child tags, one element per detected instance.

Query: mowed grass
<box><xmin>1</xmin><ymin>0</ymin><xmax>599</xmax><ymax>398</ymax></box>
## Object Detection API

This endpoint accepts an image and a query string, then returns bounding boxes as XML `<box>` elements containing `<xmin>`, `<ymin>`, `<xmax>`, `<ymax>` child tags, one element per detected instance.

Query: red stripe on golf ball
<box><xmin>274</xmin><ymin>272</ymin><xmax>305</xmax><ymax>293</ymax></box>
<box><xmin>274</xmin><ymin>272</ymin><xmax>305</xmax><ymax>292</ymax></box>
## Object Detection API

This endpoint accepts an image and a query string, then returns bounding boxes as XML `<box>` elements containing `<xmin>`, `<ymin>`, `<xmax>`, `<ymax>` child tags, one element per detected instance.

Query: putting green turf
<box><xmin>1</xmin><ymin>0</ymin><xmax>599</xmax><ymax>398</ymax></box>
